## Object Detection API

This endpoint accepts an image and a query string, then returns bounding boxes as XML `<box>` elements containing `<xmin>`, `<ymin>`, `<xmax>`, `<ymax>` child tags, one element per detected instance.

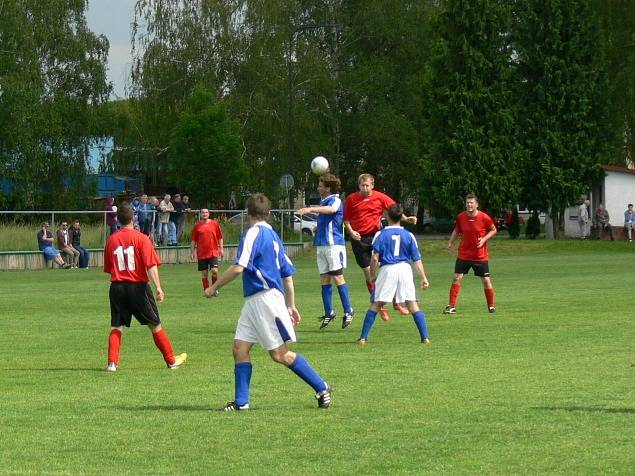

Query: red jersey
<box><xmin>343</xmin><ymin>190</ymin><xmax>395</xmax><ymax>235</ymax></box>
<box><xmin>191</xmin><ymin>220</ymin><xmax>223</xmax><ymax>259</ymax></box>
<box><xmin>104</xmin><ymin>227</ymin><xmax>161</xmax><ymax>282</ymax></box>
<box><xmin>455</xmin><ymin>211</ymin><xmax>496</xmax><ymax>262</ymax></box>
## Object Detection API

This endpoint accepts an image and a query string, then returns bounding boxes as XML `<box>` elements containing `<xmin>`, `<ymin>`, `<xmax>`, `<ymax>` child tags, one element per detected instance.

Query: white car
<box><xmin>227</xmin><ymin>211</ymin><xmax>317</xmax><ymax>237</ymax></box>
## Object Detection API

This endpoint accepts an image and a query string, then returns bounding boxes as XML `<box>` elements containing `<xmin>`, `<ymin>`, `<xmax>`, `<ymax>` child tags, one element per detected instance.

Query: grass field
<box><xmin>1</xmin><ymin>239</ymin><xmax>633</xmax><ymax>475</ymax></box>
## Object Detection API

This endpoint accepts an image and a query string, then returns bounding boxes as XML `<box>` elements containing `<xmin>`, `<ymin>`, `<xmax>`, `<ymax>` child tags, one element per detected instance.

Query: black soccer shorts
<box><xmin>454</xmin><ymin>258</ymin><xmax>491</xmax><ymax>277</ymax></box>
<box><xmin>350</xmin><ymin>234</ymin><xmax>374</xmax><ymax>269</ymax></box>
<box><xmin>198</xmin><ymin>257</ymin><xmax>219</xmax><ymax>271</ymax></box>
<box><xmin>109</xmin><ymin>282</ymin><xmax>161</xmax><ymax>327</ymax></box>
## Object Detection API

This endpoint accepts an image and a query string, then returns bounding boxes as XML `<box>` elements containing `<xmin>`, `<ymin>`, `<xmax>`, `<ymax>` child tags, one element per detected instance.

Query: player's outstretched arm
<box><xmin>447</xmin><ymin>228</ymin><xmax>459</xmax><ymax>252</ymax></box>
<box><xmin>205</xmin><ymin>264</ymin><xmax>243</xmax><ymax>298</ymax></box>
<box><xmin>401</xmin><ymin>214</ymin><xmax>417</xmax><ymax>225</ymax></box>
<box><xmin>147</xmin><ymin>265</ymin><xmax>164</xmax><ymax>303</ymax></box>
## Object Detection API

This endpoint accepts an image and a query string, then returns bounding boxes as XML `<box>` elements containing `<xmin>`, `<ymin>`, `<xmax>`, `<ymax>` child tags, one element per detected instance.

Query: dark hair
<box><xmin>319</xmin><ymin>173</ymin><xmax>341</xmax><ymax>194</ymax></box>
<box><xmin>246</xmin><ymin>193</ymin><xmax>271</xmax><ymax>220</ymax></box>
<box><xmin>386</xmin><ymin>204</ymin><xmax>403</xmax><ymax>223</ymax></box>
<box><xmin>117</xmin><ymin>203</ymin><xmax>134</xmax><ymax>225</ymax></box>
<box><xmin>629</xmin><ymin>204</ymin><xmax>633</xmax><ymax>208</ymax></box>
<box><xmin>466</xmin><ymin>193</ymin><xmax>479</xmax><ymax>203</ymax></box>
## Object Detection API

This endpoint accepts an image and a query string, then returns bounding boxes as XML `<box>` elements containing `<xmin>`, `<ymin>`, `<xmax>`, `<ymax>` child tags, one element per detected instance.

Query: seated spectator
<box><xmin>594</xmin><ymin>204</ymin><xmax>614</xmax><ymax>241</ymax></box>
<box><xmin>37</xmin><ymin>222</ymin><xmax>70</xmax><ymax>269</ymax></box>
<box><xmin>69</xmin><ymin>219</ymin><xmax>90</xmax><ymax>268</ymax></box>
<box><xmin>57</xmin><ymin>221</ymin><xmax>80</xmax><ymax>268</ymax></box>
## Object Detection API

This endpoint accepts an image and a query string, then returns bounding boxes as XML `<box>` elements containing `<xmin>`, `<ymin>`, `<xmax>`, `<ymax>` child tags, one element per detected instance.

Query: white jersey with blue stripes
<box><xmin>314</xmin><ymin>194</ymin><xmax>344</xmax><ymax>246</ymax></box>
<box><xmin>235</xmin><ymin>222</ymin><xmax>295</xmax><ymax>297</ymax></box>
<box><xmin>372</xmin><ymin>225</ymin><xmax>421</xmax><ymax>266</ymax></box>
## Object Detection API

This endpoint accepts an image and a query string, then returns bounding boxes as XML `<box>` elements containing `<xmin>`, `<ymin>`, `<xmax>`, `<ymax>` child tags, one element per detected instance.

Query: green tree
<box><xmin>508</xmin><ymin>207</ymin><xmax>520</xmax><ymax>239</ymax></box>
<box><xmin>0</xmin><ymin>0</ymin><xmax>110</xmax><ymax>209</ymax></box>
<box><xmin>170</xmin><ymin>85</ymin><xmax>245</xmax><ymax>207</ymax></box>
<box><xmin>515</xmin><ymin>0</ymin><xmax>611</xmax><ymax>237</ymax></box>
<box><xmin>422</xmin><ymin>0</ymin><xmax>524</xmax><ymax>216</ymax></box>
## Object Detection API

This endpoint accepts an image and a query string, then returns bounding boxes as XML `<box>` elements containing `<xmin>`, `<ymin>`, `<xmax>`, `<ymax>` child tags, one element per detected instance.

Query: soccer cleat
<box><xmin>62</xmin><ymin>264</ymin><xmax>72</xmax><ymax>269</ymax></box>
<box><xmin>320</xmin><ymin>312</ymin><xmax>336</xmax><ymax>329</ymax></box>
<box><xmin>378</xmin><ymin>307</ymin><xmax>390</xmax><ymax>321</ymax></box>
<box><xmin>220</xmin><ymin>401</ymin><xmax>250</xmax><ymax>412</ymax></box>
<box><xmin>167</xmin><ymin>352</ymin><xmax>188</xmax><ymax>369</ymax></box>
<box><xmin>342</xmin><ymin>310</ymin><xmax>354</xmax><ymax>329</ymax></box>
<box><xmin>356</xmin><ymin>338</ymin><xmax>367</xmax><ymax>345</ymax></box>
<box><xmin>421</xmin><ymin>338</ymin><xmax>431</xmax><ymax>345</ymax></box>
<box><xmin>443</xmin><ymin>306</ymin><xmax>457</xmax><ymax>314</ymax></box>
<box><xmin>214</xmin><ymin>289</ymin><xmax>219</xmax><ymax>297</ymax></box>
<box><xmin>106</xmin><ymin>362</ymin><xmax>117</xmax><ymax>372</ymax></box>
<box><xmin>393</xmin><ymin>303</ymin><xmax>410</xmax><ymax>315</ymax></box>
<box><xmin>488</xmin><ymin>306</ymin><xmax>496</xmax><ymax>313</ymax></box>
<box><xmin>315</xmin><ymin>383</ymin><xmax>332</xmax><ymax>409</ymax></box>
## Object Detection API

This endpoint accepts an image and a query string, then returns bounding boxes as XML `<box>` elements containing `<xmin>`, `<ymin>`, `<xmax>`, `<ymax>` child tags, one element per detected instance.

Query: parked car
<box><xmin>421</xmin><ymin>215</ymin><xmax>455</xmax><ymax>233</ymax></box>
<box><xmin>227</xmin><ymin>211</ymin><xmax>318</xmax><ymax>237</ymax></box>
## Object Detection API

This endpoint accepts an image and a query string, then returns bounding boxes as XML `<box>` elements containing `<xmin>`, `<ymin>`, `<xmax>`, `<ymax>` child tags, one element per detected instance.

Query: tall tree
<box><xmin>170</xmin><ymin>85</ymin><xmax>245</xmax><ymax>206</ymax></box>
<box><xmin>595</xmin><ymin>0</ymin><xmax>635</xmax><ymax>164</ymax></box>
<box><xmin>515</xmin><ymin>0</ymin><xmax>611</xmax><ymax>237</ymax></box>
<box><xmin>422</xmin><ymin>0</ymin><xmax>523</xmax><ymax>217</ymax></box>
<box><xmin>0</xmin><ymin>0</ymin><xmax>110</xmax><ymax>209</ymax></box>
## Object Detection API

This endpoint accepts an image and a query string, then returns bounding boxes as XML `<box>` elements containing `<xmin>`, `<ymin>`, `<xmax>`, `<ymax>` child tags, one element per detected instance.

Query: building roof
<box><xmin>602</xmin><ymin>165</ymin><xmax>635</xmax><ymax>175</ymax></box>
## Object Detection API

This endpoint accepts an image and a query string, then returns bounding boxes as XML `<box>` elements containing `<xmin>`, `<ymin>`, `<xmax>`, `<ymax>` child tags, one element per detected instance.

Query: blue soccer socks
<box><xmin>234</xmin><ymin>362</ymin><xmax>253</xmax><ymax>407</ymax></box>
<box><xmin>359</xmin><ymin>309</ymin><xmax>378</xmax><ymax>340</ymax></box>
<box><xmin>337</xmin><ymin>283</ymin><xmax>353</xmax><ymax>314</ymax></box>
<box><xmin>321</xmin><ymin>284</ymin><xmax>334</xmax><ymax>317</ymax></box>
<box><xmin>412</xmin><ymin>310</ymin><xmax>429</xmax><ymax>340</ymax></box>
<box><xmin>289</xmin><ymin>354</ymin><xmax>327</xmax><ymax>393</ymax></box>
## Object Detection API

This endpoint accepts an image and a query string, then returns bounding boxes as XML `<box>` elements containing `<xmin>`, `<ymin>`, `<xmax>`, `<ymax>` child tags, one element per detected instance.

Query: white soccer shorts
<box><xmin>235</xmin><ymin>288</ymin><xmax>297</xmax><ymax>350</ymax></box>
<box><xmin>374</xmin><ymin>261</ymin><xmax>417</xmax><ymax>304</ymax></box>
<box><xmin>316</xmin><ymin>245</ymin><xmax>347</xmax><ymax>275</ymax></box>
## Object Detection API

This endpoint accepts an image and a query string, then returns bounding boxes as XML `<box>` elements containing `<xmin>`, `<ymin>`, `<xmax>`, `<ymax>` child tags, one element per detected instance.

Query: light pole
<box><xmin>286</xmin><ymin>23</ymin><xmax>342</xmax><ymax>209</ymax></box>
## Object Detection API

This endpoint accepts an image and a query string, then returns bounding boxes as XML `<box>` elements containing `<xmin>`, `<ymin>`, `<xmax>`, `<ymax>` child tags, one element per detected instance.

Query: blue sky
<box><xmin>86</xmin><ymin>0</ymin><xmax>137</xmax><ymax>99</ymax></box>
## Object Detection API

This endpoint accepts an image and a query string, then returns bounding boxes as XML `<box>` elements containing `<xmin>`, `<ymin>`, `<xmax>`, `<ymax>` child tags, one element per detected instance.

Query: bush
<box><xmin>525</xmin><ymin>210</ymin><xmax>541</xmax><ymax>239</ymax></box>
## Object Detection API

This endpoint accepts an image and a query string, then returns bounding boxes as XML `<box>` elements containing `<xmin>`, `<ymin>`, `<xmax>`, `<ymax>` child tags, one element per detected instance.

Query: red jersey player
<box><xmin>190</xmin><ymin>208</ymin><xmax>224</xmax><ymax>293</ymax></box>
<box><xmin>444</xmin><ymin>193</ymin><xmax>497</xmax><ymax>314</ymax></box>
<box><xmin>103</xmin><ymin>203</ymin><xmax>187</xmax><ymax>371</ymax></box>
<box><xmin>344</xmin><ymin>173</ymin><xmax>417</xmax><ymax>320</ymax></box>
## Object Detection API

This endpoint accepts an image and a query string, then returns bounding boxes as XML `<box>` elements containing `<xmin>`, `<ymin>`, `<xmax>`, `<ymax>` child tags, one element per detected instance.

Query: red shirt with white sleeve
<box><xmin>454</xmin><ymin>211</ymin><xmax>496</xmax><ymax>262</ymax></box>
<box><xmin>104</xmin><ymin>227</ymin><xmax>161</xmax><ymax>283</ymax></box>
<box><xmin>191</xmin><ymin>220</ymin><xmax>223</xmax><ymax>259</ymax></box>
<box><xmin>343</xmin><ymin>190</ymin><xmax>395</xmax><ymax>236</ymax></box>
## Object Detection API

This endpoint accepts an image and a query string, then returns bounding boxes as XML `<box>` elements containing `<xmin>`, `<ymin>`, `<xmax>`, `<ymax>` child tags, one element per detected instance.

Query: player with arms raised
<box><xmin>104</xmin><ymin>203</ymin><xmax>187</xmax><ymax>371</ymax></box>
<box><xmin>444</xmin><ymin>193</ymin><xmax>497</xmax><ymax>314</ymax></box>
<box><xmin>190</xmin><ymin>208</ymin><xmax>224</xmax><ymax>293</ymax></box>
<box><xmin>205</xmin><ymin>193</ymin><xmax>332</xmax><ymax>411</ymax></box>
<box><xmin>357</xmin><ymin>204</ymin><xmax>431</xmax><ymax>344</ymax></box>
<box><xmin>297</xmin><ymin>173</ymin><xmax>354</xmax><ymax>330</ymax></box>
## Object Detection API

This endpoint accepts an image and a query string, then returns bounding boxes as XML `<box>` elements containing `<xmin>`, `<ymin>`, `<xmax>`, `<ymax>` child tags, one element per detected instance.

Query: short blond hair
<box><xmin>358</xmin><ymin>173</ymin><xmax>374</xmax><ymax>185</ymax></box>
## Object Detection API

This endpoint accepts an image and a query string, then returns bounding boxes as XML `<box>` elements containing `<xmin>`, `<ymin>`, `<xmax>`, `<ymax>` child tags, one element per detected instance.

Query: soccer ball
<box><xmin>311</xmin><ymin>156</ymin><xmax>329</xmax><ymax>175</ymax></box>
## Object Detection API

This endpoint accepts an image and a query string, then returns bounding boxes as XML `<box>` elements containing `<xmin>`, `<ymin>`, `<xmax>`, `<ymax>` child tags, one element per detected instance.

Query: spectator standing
<box><xmin>149</xmin><ymin>196</ymin><xmax>161</xmax><ymax>245</ymax></box>
<box><xmin>169</xmin><ymin>193</ymin><xmax>186</xmax><ymax>245</ymax></box>
<box><xmin>190</xmin><ymin>208</ymin><xmax>224</xmax><ymax>292</ymax></box>
<box><xmin>343</xmin><ymin>173</ymin><xmax>417</xmax><ymax>320</ymax></box>
<box><xmin>157</xmin><ymin>194</ymin><xmax>174</xmax><ymax>245</ymax></box>
<box><xmin>594</xmin><ymin>204</ymin><xmax>614</xmax><ymax>241</ymax></box>
<box><xmin>103</xmin><ymin>203</ymin><xmax>187</xmax><ymax>372</ymax></box>
<box><xmin>578</xmin><ymin>199</ymin><xmax>590</xmax><ymax>239</ymax></box>
<box><xmin>105</xmin><ymin>197</ymin><xmax>118</xmax><ymax>235</ymax></box>
<box><xmin>204</xmin><ymin>193</ymin><xmax>331</xmax><ymax>411</ymax></box>
<box><xmin>57</xmin><ymin>221</ymin><xmax>80</xmax><ymax>268</ymax></box>
<box><xmin>36</xmin><ymin>222</ymin><xmax>70</xmax><ymax>269</ymax></box>
<box><xmin>138</xmin><ymin>194</ymin><xmax>154</xmax><ymax>236</ymax></box>
<box><xmin>181</xmin><ymin>195</ymin><xmax>192</xmax><ymax>241</ymax></box>
<box><xmin>69</xmin><ymin>219</ymin><xmax>90</xmax><ymax>269</ymax></box>
<box><xmin>130</xmin><ymin>196</ymin><xmax>141</xmax><ymax>230</ymax></box>
<box><xmin>624</xmin><ymin>204</ymin><xmax>634</xmax><ymax>242</ymax></box>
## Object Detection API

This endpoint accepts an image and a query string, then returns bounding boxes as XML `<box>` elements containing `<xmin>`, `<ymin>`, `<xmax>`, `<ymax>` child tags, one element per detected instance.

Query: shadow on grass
<box><xmin>0</xmin><ymin>367</ymin><xmax>105</xmax><ymax>372</ymax></box>
<box><xmin>534</xmin><ymin>406</ymin><xmax>635</xmax><ymax>414</ymax></box>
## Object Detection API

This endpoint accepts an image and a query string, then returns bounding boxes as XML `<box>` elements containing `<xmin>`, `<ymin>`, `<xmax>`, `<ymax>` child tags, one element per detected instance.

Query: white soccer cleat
<box><xmin>106</xmin><ymin>362</ymin><xmax>117</xmax><ymax>372</ymax></box>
